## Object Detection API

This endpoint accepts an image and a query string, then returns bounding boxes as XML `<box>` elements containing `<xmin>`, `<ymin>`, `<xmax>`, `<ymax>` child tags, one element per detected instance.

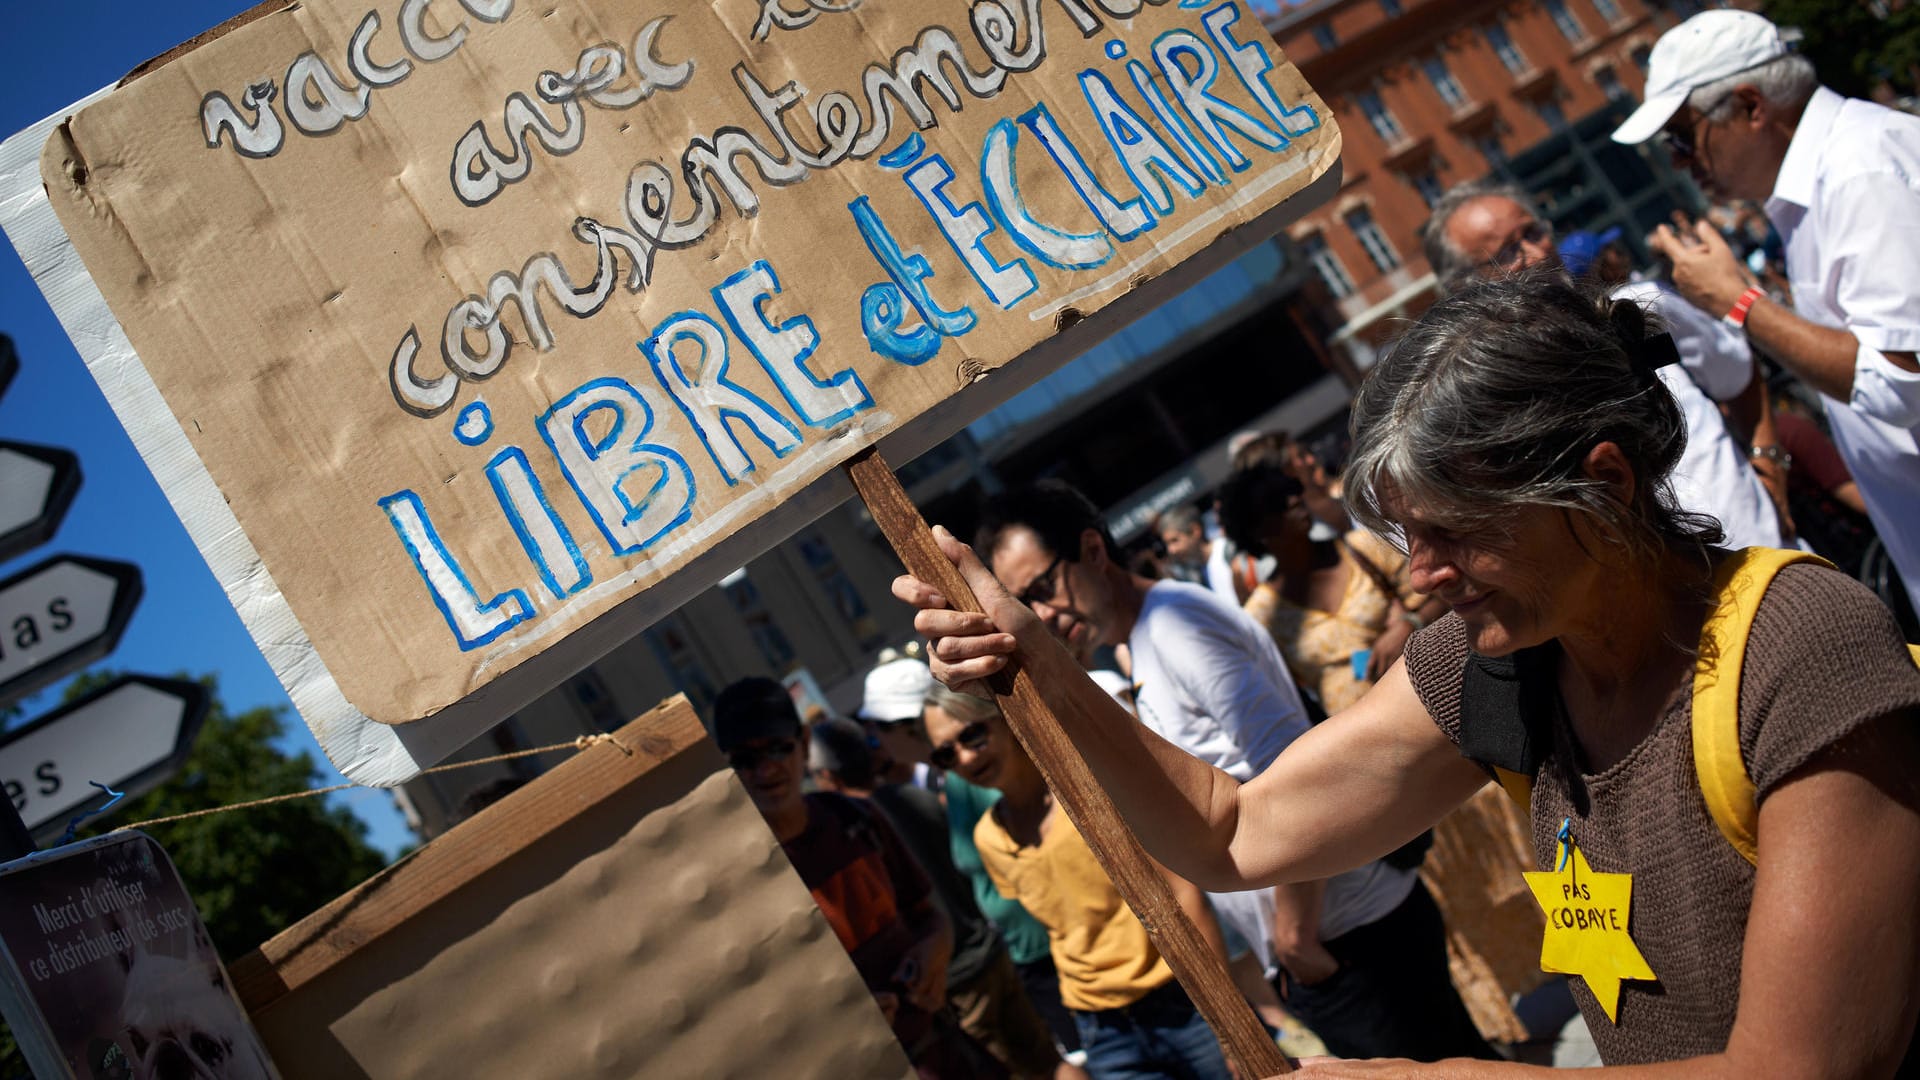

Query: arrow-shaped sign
<box><xmin>0</xmin><ymin>555</ymin><xmax>141</xmax><ymax>706</ymax></box>
<box><xmin>0</xmin><ymin>335</ymin><xmax>16</xmax><ymax>404</ymax></box>
<box><xmin>0</xmin><ymin>675</ymin><xmax>207</xmax><ymax>841</ymax></box>
<box><xmin>0</xmin><ymin>443</ymin><xmax>80</xmax><ymax>564</ymax></box>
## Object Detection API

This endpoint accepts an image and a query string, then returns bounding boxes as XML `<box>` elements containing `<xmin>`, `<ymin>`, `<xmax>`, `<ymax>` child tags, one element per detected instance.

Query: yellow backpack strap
<box><xmin>1692</xmin><ymin>547</ymin><xmax>1833</xmax><ymax>865</ymax></box>
<box><xmin>1492</xmin><ymin>766</ymin><xmax>1534</xmax><ymax>809</ymax></box>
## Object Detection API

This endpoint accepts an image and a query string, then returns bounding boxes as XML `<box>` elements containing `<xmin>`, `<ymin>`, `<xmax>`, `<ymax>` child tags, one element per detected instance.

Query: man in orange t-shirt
<box><xmin>712</xmin><ymin>678</ymin><xmax>1004</xmax><ymax>1079</ymax></box>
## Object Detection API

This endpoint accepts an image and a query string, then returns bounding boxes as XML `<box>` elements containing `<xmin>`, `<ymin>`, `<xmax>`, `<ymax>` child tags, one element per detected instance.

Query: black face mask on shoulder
<box><xmin>1459</xmin><ymin>642</ymin><xmax>1560</xmax><ymax>778</ymax></box>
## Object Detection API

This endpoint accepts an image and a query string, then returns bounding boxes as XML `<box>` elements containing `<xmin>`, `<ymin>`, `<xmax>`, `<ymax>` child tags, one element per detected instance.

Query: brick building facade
<box><xmin>1264</xmin><ymin>0</ymin><xmax>1709</xmax><ymax>362</ymax></box>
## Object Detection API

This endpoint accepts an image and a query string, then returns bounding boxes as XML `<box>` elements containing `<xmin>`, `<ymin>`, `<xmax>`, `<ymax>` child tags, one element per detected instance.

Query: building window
<box><xmin>1355</xmin><ymin>89</ymin><xmax>1407</xmax><ymax>144</ymax></box>
<box><xmin>1380</xmin><ymin>0</ymin><xmax>1403</xmax><ymax>15</ymax></box>
<box><xmin>1595</xmin><ymin>64</ymin><xmax>1626</xmax><ymax>100</ymax></box>
<box><xmin>1630</xmin><ymin>44</ymin><xmax>1652</xmax><ymax>72</ymax></box>
<box><xmin>1485</xmin><ymin>23</ymin><xmax>1530</xmax><ymax>75</ymax></box>
<box><xmin>1409</xmin><ymin>168</ymin><xmax>1446</xmax><ymax>208</ymax></box>
<box><xmin>1545</xmin><ymin>0</ymin><xmax>1589</xmax><ymax>43</ymax></box>
<box><xmin>1536</xmin><ymin>96</ymin><xmax>1569</xmax><ymax>129</ymax></box>
<box><xmin>645</xmin><ymin>616</ymin><xmax>718</xmax><ymax>711</ymax></box>
<box><xmin>1312</xmin><ymin>23</ymin><xmax>1339</xmax><ymax>50</ymax></box>
<box><xmin>797</xmin><ymin>531</ymin><xmax>884</xmax><ymax>648</ymax></box>
<box><xmin>488</xmin><ymin>719</ymin><xmax>543</xmax><ymax>780</ymax></box>
<box><xmin>567</xmin><ymin>671</ymin><xmax>623</xmax><ymax>732</ymax></box>
<box><xmin>1477</xmin><ymin>131</ymin><xmax>1508</xmax><ymax>168</ymax></box>
<box><xmin>1422</xmin><ymin>56</ymin><xmax>1469</xmax><ymax>110</ymax></box>
<box><xmin>1590</xmin><ymin>0</ymin><xmax>1624</xmax><ymax>23</ymax></box>
<box><xmin>723</xmin><ymin>570</ymin><xmax>797</xmax><ymax>672</ymax></box>
<box><xmin>1345</xmin><ymin>207</ymin><xmax>1402</xmax><ymax>273</ymax></box>
<box><xmin>1300</xmin><ymin>233</ymin><xmax>1357</xmax><ymax>299</ymax></box>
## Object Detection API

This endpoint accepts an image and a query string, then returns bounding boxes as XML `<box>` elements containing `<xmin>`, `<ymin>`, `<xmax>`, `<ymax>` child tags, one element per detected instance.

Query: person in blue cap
<box><xmin>1556</xmin><ymin>226</ymin><xmax>1624</xmax><ymax>280</ymax></box>
<box><xmin>1419</xmin><ymin>181</ymin><xmax>1789</xmax><ymax>554</ymax></box>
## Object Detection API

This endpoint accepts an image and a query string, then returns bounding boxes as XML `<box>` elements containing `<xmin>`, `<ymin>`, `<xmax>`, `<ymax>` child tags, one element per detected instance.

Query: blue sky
<box><xmin>0</xmin><ymin>0</ymin><xmax>415</xmax><ymax>857</ymax></box>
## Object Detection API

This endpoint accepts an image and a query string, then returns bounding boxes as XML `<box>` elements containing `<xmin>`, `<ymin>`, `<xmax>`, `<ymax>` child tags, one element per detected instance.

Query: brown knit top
<box><xmin>1404</xmin><ymin>562</ymin><xmax>1920</xmax><ymax>1064</ymax></box>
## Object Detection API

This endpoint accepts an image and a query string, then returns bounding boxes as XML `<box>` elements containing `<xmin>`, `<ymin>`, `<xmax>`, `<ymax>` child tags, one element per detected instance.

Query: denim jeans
<box><xmin>1070</xmin><ymin>979</ymin><xmax>1234</xmax><ymax>1080</ymax></box>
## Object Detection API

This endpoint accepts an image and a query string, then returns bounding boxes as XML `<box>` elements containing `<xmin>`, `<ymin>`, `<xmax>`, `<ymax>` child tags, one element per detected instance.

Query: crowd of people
<box><xmin>701</xmin><ymin>11</ymin><xmax>1920</xmax><ymax>1078</ymax></box>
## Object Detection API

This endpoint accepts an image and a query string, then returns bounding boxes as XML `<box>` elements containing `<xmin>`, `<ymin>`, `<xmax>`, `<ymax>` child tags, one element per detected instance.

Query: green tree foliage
<box><xmin>1765</xmin><ymin>0</ymin><xmax>1920</xmax><ymax>99</ymax></box>
<box><xmin>0</xmin><ymin>672</ymin><xmax>390</xmax><ymax>1077</ymax></box>
<box><xmin>64</xmin><ymin>670</ymin><xmax>390</xmax><ymax>958</ymax></box>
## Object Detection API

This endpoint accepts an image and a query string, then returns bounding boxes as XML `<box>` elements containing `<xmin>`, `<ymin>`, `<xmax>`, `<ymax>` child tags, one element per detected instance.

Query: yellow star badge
<box><xmin>1523</xmin><ymin>840</ymin><xmax>1657</xmax><ymax>1023</ymax></box>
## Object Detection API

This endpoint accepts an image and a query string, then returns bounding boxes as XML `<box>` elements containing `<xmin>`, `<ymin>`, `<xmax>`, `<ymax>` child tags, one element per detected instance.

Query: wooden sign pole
<box><xmin>846</xmin><ymin>449</ymin><xmax>1292</xmax><ymax>1079</ymax></box>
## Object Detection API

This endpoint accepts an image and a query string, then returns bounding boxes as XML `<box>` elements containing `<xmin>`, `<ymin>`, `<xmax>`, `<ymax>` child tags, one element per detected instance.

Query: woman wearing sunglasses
<box><xmin>896</xmin><ymin>276</ymin><xmax>1920</xmax><ymax>1075</ymax></box>
<box><xmin>924</xmin><ymin>683</ymin><xmax>1235</xmax><ymax>1080</ymax></box>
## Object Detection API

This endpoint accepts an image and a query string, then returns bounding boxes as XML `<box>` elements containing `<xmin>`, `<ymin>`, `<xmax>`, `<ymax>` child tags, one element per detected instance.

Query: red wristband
<box><xmin>1724</xmin><ymin>285</ymin><xmax>1765</xmax><ymax>328</ymax></box>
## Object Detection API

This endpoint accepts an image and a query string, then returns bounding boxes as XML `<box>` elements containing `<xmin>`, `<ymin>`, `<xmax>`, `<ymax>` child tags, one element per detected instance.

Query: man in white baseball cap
<box><xmin>1615</xmin><ymin>9</ymin><xmax>1920</xmax><ymax>624</ymax></box>
<box><xmin>1608</xmin><ymin>9</ymin><xmax>1796</xmax><ymax>148</ymax></box>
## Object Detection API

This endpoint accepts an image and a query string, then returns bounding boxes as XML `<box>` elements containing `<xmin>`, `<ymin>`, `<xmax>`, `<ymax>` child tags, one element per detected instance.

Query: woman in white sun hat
<box><xmin>859</xmin><ymin>654</ymin><xmax>939</xmax><ymax>788</ymax></box>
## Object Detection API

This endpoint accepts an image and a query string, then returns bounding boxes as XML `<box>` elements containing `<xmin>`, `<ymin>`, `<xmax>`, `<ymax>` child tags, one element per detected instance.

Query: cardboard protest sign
<box><xmin>28</xmin><ymin>0</ymin><xmax>1339</xmax><ymax>782</ymax></box>
<box><xmin>0</xmin><ymin>832</ymin><xmax>278</xmax><ymax>1079</ymax></box>
<box><xmin>231</xmin><ymin>695</ymin><xmax>911</xmax><ymax>1079</ymax></box>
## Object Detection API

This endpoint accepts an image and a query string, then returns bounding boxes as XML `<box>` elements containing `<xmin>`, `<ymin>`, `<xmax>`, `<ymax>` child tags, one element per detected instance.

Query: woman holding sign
<box><xmin>894</xmin><ymin>276</ymin><xmax>1920</xmax><ymax>1074</ymax></box>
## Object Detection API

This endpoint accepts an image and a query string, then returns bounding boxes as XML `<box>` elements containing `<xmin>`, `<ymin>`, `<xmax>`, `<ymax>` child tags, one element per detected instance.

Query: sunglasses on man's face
<box><xmin>1658</xmin><ymin>123</ymin><xmax>1697</xmax><ymax>162</ymax></box>
<box><xmin>1487</xmin><ymin>220</ymin><xmax>1549</xmax><ymax>271</ymax></box>
<box><xmin>1658</xmin><ymin>93</ymin><xmax>1735</xmax><ymax>162</ymax></box>
<box><xmin>1016</xmin><ymin>554</ymin><xmax>1067</xmax><ymax>609</ymax></box>
<box><xmin>727</xmin><ymin>737</ymin><xmax>799</xmax><ymax>772</ymax></box>
<box><xmin>928</xmin><ymin>721</ymin><xmax>993</xmax><ymax>770</ymax></box>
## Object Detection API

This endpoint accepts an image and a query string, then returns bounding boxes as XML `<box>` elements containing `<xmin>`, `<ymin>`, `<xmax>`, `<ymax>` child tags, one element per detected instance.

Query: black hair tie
<box><xmin>1628</xmin><ymin>331</ymin><xmax>1682</xmax><ymax>384</ymax></box>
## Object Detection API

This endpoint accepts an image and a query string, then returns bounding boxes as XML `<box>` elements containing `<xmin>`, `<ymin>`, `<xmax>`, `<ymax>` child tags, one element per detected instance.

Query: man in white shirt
<box><xmin>1419</xmin><ymin>181</ymin><xmax>1790</xmax><ymax>551</ymax></box>
<box><xmin>1156</xmin><ymin>504</ymin><xmax>1240</xmax><ymax>600</ymax></box>
<box><xmin>1617</xmin><ymin>10</ymin><xmax>1920</xmax><ymax>615</ymax></box>
<box><xmin>971</xmin><ymin>480</ymin><xmax>1494</xmax><ymax>1061</ymax></box>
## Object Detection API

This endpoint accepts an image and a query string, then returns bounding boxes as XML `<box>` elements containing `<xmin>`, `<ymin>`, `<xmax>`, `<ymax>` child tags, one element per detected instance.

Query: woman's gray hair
<box><xmin>924</xmin><ymin>682</ymin><xmax>1000</xmax><ymax>726</ymax></box>
<box><xmin>1420</xmin><ymin>180</ymin><xmax>1539</xmax><ymax>297</ymax></box>
<box><xmin>1688</xmin><ymin>53</ymin><xmax>1817</xmax><ymax>120</ymax></box>
<box><xmin>1343</xmin><ymin>273</ymin><xmax>1722</xmax><ymax>572</ymax></box>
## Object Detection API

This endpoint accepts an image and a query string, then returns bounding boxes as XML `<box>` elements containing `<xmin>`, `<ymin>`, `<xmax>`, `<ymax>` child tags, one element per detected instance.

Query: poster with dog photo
<box><xmin>0</xmin><ymin>831</ymin><xmax>277</xmax><ymax>1078</ymax></box>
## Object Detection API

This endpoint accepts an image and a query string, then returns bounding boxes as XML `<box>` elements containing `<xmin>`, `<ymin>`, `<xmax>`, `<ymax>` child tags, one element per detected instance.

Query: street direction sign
<box><xmin>0</xmin><ymin>556</ymin><xmax>141</xmax><ymax>705</ymax></box>
<box><xmin>0</xmin><ymin>676</ymin><xmax>207</xmax><ymax>841</ymax></box>
<box><xmin>0</xmin><ymin>443</ymin><xmax>80</xmax><ymax>564</ymax></box>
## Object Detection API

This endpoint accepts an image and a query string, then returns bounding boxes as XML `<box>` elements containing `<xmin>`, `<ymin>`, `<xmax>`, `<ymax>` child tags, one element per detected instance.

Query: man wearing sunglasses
<box><xmin>1616</xmin><ymin>9</ymin><xmax>1920</xmax><ymax>619</ymax></box>
<box><xmin>969</xmin><ymin>483</ymin><xmax>1491</xmax><ymax>1062</ymax></box>
<box><xmin>812</xmin><ymin>717</ymin><xmax>1065</xmax><ymax>1079</ymax></box>
<box><xmin>926</xmin><ymin>685</ymin><xmax>1233</xmax><ymax>1080</ymax></box>
<box><xmin>1420</xmin><ymin>179</ymin><xmax>1790</xmax><ymax>553</ymax></box>
<box><xmin>710</xmin><ymin>678</ymin><xmax>1004</xmax><ymax>1078</ymax></box>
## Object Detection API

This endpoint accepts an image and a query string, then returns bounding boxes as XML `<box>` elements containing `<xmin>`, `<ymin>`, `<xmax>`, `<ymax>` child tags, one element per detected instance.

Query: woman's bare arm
<box><xmin>1225</xmin><ymin>664</ymin><xmax>1492</xmax><ymax>884</ymax></box>
<box><xmin>1297</xmin><ymin>713</ymin><xmax>1920</xmax><ymax>1079</ymax></box>
<box><xmin>894</xmin><ymin>528</ymin><xmax>1489</xmax><ymax>892</ymax></box>
<box><xmin>1716</xmin><ymin>714</ymin><xmax>1920</xmax><ymax>1078</ymax></box>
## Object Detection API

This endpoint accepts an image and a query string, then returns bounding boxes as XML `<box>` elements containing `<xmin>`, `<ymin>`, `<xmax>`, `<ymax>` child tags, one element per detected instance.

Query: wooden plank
<box><xmin>229</xmin><ymin>695</ymin><xmax>710</xmax><ymax>1015</ymax></box>
<box><xmin>843</xmin><ymin>448</ymin><xmax>1293</xmax><ymax>1078</ymax></box>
